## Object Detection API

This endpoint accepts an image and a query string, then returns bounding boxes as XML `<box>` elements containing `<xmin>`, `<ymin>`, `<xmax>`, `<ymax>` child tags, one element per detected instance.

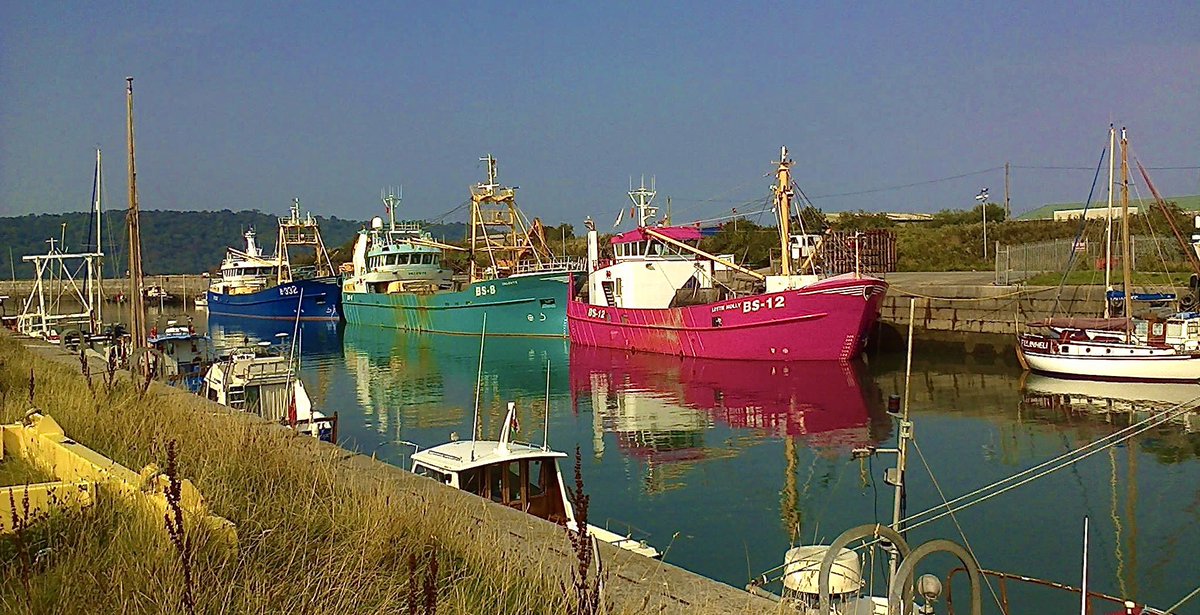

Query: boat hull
<box><xmin>207</xmin><ymin>277</ymin><xmax>341</xmax><ymax>321</ymax></box>
<box><xmin>568</xmin><ymin>274</ymin><xmax>888</xmax><ymax>361</ymax></box>
<box><xmin>342</xmin><ymin>272</ymin><xmax>573</xmax><ymax>337</ymax></box>
<box><xmin>1017</xmin><ymin>334</ymin><xmax>1200</xmax><ymax>382</ymax></box>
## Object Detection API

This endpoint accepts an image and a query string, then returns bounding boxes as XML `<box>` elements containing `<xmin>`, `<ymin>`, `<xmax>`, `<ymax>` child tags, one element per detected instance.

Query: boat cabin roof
<box><xmin>411</xmin><ymin>440</ymin><xmax>566</xmax><ymax>473</ymax></box>
<box><xmin>611</xmin><ymin>225</ymin><xmax>701</xmax><ymax>245</ymax></box>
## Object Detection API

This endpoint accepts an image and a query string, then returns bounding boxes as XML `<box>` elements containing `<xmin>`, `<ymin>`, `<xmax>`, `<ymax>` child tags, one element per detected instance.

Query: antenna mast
<box><xmin>628</xmin><ymin>176</ymin><xmax>657</xmax><ymax>227</ymax></box>
<box><xmin>383</xmin><ymin>186</ymin><xmax>402</xmax><ymax>232</ymax></box>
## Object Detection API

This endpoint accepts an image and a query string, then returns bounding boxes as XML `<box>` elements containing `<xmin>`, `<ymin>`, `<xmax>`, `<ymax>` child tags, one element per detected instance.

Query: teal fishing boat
<box><xmin>342</xmin><ymin>156</ymin><xmax>582</xmax><ymax>337</ymax></box>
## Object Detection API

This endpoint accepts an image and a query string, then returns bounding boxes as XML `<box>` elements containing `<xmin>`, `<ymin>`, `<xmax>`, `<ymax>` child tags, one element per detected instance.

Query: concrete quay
<box><xmin>0</xmin><ymin>274</ymin><xmax>209</xmax><ymax>303</ymax></box>
<box><xmin>874</xmin><ymin>272</ymin><xmax>1157</xmax><ymax>356</ymax></box>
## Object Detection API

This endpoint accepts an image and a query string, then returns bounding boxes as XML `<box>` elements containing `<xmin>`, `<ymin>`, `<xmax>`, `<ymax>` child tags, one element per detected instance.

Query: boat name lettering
<box><xmin>474</xmin><ymin>285</ymin><xmax>497</xmax><ymax>297</ymax></box>
<box><xmin>1020</xmin><ymin>337</ymin><xmax>1054</xmax><ymax>351</ymax></box>
<box><xmin>279</xmin><ymin>286</ymin><xmax>300</xmax><ymax>297</ymax></box>
<box><xmin>587</xmin><ymin>307</ymin><xmax>607</xmax><ymax>319</ymax></box>
<box><xmin>742</xmin><ymin>296</ymin><xmax>785</xmax><ymax>313</ymax></box>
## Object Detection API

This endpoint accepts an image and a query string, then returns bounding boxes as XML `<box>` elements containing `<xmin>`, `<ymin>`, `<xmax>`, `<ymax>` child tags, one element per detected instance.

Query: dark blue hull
<box><xmin>207</xmin><ymin>278</ymin><xmax>342</xmax><ymax>321</ymax></box>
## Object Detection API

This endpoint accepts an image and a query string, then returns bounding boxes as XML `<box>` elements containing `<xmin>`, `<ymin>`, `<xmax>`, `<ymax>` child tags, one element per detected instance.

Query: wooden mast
<box><xmin>125</xmin><ymin>77</ymin><xmax>147</xmax><ymax>351</ymax></box>
<box><xmin>1104</xmin><ymin>125</ymin><xmax>1115</xmax><ymax>318</ymax></box>
<box><xmin>772</xmin><ymin>146</ymin><xmax>794</xmax><ymax>277</ymax></box>
<box><xmin>1119</xmin><ymin>127</ymin><xmax>1133</xmax><ymax>342</ymax></box>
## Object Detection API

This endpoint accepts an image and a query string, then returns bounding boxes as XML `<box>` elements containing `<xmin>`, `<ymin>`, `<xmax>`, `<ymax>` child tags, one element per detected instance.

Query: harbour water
<box><xmin>199</xmin><ymin>312</ymin><xmax>1200</xmax><ymax>612</ymax></box>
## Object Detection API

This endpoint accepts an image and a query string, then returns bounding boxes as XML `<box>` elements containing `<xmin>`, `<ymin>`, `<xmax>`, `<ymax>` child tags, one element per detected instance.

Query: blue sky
<box><xmin>2</xmin><ymin>1</ymin><xmax>1197</xmax><ymax>226</ymax></box>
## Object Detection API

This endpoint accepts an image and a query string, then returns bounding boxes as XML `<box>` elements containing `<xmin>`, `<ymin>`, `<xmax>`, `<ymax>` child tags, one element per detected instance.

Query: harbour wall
<box><xmin>0</xmin><ymin>274</ymin><xmax>209</xmax><ymax>303</ymax></box>
<box><xmin>875</xmin><ymin>283</ymin><xmax>1123</xmax><ymax>357</ymax></box>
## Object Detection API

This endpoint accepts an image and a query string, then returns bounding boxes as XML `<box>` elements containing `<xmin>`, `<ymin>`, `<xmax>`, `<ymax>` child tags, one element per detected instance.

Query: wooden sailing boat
<box><xmin>1016</xmin><ymin>126</ymin><xmax>1200</xmax><ymax>382</ymax></box>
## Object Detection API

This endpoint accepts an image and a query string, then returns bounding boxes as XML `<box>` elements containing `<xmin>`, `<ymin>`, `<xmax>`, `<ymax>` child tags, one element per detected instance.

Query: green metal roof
<box><xmin>1015</xmin><ymin>194</ymin><xmax>1200</xmax><ymax>220</ymax></box>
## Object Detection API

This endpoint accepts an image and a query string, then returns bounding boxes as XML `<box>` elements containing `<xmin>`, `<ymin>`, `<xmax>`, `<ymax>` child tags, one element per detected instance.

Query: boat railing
<box><xmin>513</xmin><ymin>257</ymin><xmax>585</xmax><ymax>275</ymax></box>
<box><xmin>600</xmin><ymin>516</ymin><xmax>653</xmax><ymax>541</ymax></box>
<box><xmin>390</xmin><ymin>223</ymin><xmax>423</xmax><ymax>235</ymax></box>
<box><xmin>945</xmin><ymin>567</ymin><xmax>1158</xmax><ymax>615</ymax></box>
<box><xmin>292</xmin><ymin>411</ymin><xmax>339</xmax><ymax>444</ymax></box>
<box><xmin>428</xmin><ymin>449</ymin><xmax>462</xmax><ymax>462</ymax></box>
<box><xmin>507</xmin><ymin>439</ymin><xmax>549</xmax><ymax>451</ymax></box>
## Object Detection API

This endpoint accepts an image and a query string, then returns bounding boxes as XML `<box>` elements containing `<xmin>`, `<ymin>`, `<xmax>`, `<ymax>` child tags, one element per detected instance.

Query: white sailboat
<box><xmin>1016</xmin><ymin>126</ymin><xmax>1200</xmax><ymax>382</ymax></box>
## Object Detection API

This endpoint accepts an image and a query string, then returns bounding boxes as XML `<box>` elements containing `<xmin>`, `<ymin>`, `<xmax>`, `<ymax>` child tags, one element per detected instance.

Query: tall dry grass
<box><xmin>0</xmin><ymin>335</ymin><xmax>591</xmax><ymax>614</ymax></box>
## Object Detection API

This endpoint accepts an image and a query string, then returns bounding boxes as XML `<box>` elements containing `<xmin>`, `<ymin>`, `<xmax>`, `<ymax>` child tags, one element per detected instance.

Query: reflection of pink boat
<box><xmin>569</xmin><ymin>148</ymin><xmax>888</xmax><ymax>362</ymax></box>
<box><xmin>569</xmin><ymin>344</ymin><xmax>883</xmax><ymax>454</ymax></box>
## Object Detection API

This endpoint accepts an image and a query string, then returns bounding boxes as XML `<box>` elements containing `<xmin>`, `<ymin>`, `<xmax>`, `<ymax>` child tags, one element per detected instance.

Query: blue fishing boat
<box><xmin>341</xmin><ymin>157</ymin><xmax>582</xmax><ymax>336</ymax></box>
<box><xmin>206</xmin><ymin>199</ymin><xmax>342</xmax><ymax>321</ymax></box>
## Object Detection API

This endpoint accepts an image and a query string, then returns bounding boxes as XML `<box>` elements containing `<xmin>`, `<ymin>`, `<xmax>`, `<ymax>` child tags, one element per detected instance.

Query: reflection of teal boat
<box><xmin>341</xmin><ymin>156</ymin><xmax>581</xmax><ymax>337</ymax></box>
<box><xmin>341</xmin><ymin>326</ymin><xmax>570</xmax><ymax>432</ymax></box>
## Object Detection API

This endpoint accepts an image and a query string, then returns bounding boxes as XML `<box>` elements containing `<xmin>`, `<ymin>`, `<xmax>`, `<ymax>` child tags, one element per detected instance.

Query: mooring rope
<box><xmin>900</xmin><ymin>396</ymin><xmax>1200</xmax><ymax>533</ymax></box>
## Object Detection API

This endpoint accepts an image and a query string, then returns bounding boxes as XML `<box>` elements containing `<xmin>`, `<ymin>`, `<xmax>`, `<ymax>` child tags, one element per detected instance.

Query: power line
<box><xmin>806</xmin><ymin>167</ymin><xmax>1004</xmax><ymax>200</ymax></box>
<box><xmin>1013</xmin><ymin>164</ymin><xmax>1200</xmax><ymax>171</ymax></box>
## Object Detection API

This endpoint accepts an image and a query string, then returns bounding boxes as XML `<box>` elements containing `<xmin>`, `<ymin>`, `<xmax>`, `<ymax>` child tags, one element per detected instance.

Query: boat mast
<box><xmin>1119</xmin><ymin>127</ymin><xmax>1133</xmax><ymax>342</ymax></box>
<box><xmin>125</xmin><ymin>77</ymin><xmax>147</xmax><ymax>351</ymax></box>
<box><xmin>772</xmin><ymin>146</ymin><xmax>794</xmax><ymax>277</ymax></box>
<box><xmin>91</xmin><ymin>148</ymin><xmax>104</xmax><ymax>329</ymax></box>
<box><xmin>468</xmin><ymin>155</ymin><xmax>527</xmax><ymax>282</ymax></box>
<box><xmin>1104</xmin><ymin>125</ymin><xmax>1115</xmax><ymax>317</ymax></box>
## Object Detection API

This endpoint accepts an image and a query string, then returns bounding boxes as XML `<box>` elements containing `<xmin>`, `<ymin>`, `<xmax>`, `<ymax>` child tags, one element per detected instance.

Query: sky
<box><xmin>2</xmin><ymin>1</ymin><xmax>1198</xmax><ymax>227</ymax></box>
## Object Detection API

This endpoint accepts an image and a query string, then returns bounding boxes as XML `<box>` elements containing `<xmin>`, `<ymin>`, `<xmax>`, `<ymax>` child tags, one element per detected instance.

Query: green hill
<box><xmin>0</xmin><ymin>210</ymin><xmax>467</xmax><ymax>278</ymax></box>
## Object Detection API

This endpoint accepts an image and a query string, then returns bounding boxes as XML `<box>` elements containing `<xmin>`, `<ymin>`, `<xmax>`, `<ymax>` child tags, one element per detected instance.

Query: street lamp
<box><xmin>976</xmin><ymin>188</ymin><xmax>990</xmax><ymax>259</ymax></box>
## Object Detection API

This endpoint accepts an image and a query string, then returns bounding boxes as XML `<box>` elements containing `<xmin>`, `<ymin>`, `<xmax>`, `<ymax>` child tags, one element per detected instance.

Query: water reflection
<box><xmin>340</xmin><ymin>326</ymin><xmax>570</xmax><ymax>439</ymax></box>
<box><xmin>570</xmin><ymin>346</ymin><xmax>891</xmax><ymax>496</ymax></box>
<box><xmin>205</xmin><ymin>313</ymin><xmax>344</xmax><ymax>410</ymax></box>
<box><xmin>206</xmin><ymin>312</ymin><xmax>343</xmax><ymax>356</ymax></box>
<box><xmin>175</xmin><ymin>320</ymin><xmax>1200</xmax><ymax>607</ymax></box>
<box><xmin>1021</xmin><ymin>373</ymin><xmax>1200</xmax><ymax>463</ymax></box>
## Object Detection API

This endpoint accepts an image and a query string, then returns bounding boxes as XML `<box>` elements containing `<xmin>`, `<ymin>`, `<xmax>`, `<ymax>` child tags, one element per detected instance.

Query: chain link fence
<box><xmin>994</xmin><ymin>235</ymin><xmax>1188</xmax><ymax>285</ymax></box>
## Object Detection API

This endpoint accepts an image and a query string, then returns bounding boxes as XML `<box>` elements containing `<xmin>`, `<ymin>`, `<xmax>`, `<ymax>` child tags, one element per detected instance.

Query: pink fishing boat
<box><xmin>568</xmin><ymin>147</ymin><xmax>888</xmax><ymax>362</ymax></box>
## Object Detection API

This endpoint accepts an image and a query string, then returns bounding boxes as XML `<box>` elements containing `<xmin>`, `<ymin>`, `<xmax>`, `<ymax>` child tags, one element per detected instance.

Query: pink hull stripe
<box><xmin>569</xmin><ymin>275</ymin><xmax>888</xmax><ymax>362</ymax></box>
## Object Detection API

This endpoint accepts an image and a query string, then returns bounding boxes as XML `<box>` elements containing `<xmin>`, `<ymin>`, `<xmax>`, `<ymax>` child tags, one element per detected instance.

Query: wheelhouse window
<box><xmin>469</xmin><ymin>458</ymin><xmax>567</xmax><ymax>522</ymax></box>
<box><xmin>413</xmin><ymin>464</ymin><xmax>450</xmax><ymax>484</ymax></box>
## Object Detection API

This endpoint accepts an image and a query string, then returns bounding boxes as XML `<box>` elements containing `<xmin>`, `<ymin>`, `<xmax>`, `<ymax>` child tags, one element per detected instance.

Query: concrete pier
<box><xmin>0</xmin><ymin>274</ymin><xmax>208</xmax><ymax>304</ymax></box>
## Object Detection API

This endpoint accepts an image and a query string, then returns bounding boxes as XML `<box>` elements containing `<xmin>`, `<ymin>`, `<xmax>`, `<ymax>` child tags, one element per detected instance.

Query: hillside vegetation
<box><xmin>3</xmin><ymin>200</ymin><xmax>1191</xmax><ymax>277</ymax></box>
<box><xmin>0</xmin><ymin>210</ymin><xmax>465</xmax><ymax>278</ymax></box>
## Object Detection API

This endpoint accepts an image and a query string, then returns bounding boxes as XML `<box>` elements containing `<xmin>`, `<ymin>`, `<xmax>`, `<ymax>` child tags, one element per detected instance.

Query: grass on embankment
<box><xmin>0</xmin><ymin>335</ymin><xmax>601</xmax><ymax>614</ymax></box>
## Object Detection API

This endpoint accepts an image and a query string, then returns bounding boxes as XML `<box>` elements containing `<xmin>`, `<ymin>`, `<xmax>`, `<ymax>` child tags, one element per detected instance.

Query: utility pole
<box><xmin>976</xmin><ymin>188</ymin><xmax>990</xmax><ymax>259</ymax></box>
<box><xmin>1004</xmin><ymin>162</ymin><xmax>1011</xmax><ymax>220</ymax></box>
